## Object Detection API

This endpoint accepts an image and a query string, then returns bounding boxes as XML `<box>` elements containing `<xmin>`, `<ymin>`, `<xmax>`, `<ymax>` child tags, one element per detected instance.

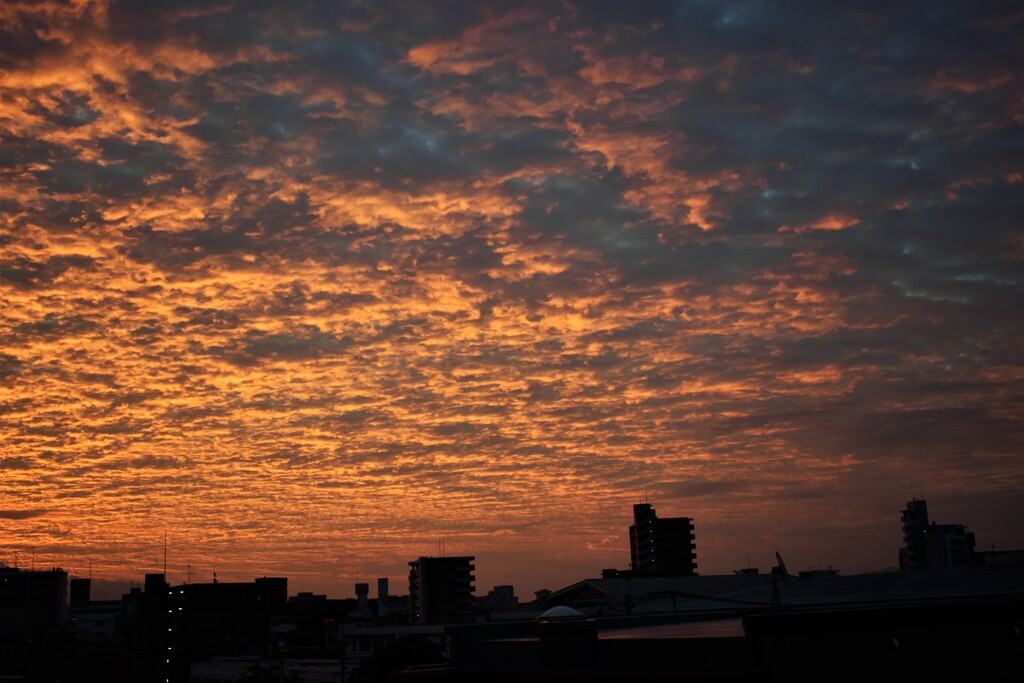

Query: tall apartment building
<box><xmin>899</xmin><ymin>499</ymin><xmax>975</xmax><ymax>570</ymax></box>
<box><xmin>408</xmin><ymin>556</ymin><xmax>475</xmax><ymax>624</ymax></box>
<box><xmin>629</xmin><ymin>503</ymin><xmax>697</xmax><ymax>576</ymax></box>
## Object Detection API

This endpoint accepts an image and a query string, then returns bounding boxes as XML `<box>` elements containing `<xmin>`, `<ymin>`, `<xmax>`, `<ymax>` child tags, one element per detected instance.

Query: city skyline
<box><xmin>2</xmin><ymin>495</ymin><xmax>1016</xmax><ymax>601</ymax></box>
<box><xmin>2</xmin><ymin>1</ymin><xmax>1022</xmax><ymax>600</ymax></box>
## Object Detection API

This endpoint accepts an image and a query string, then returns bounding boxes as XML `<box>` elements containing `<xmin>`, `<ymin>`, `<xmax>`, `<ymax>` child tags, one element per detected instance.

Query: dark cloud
<box><xmin>173</xmin><ymin>306</ymin><xmax>243</xmax><ymax>330</ymax></box>
<box><xmin>26</xmin><ymin>90</ymin><xmax>102</xmax><ymax>128</ymax></box>
<box><xmin>13</xmin><ymin>315</ymin><xmax>102</xmax><ymax>340</ymax></box>
<box><xmin>183</xmin><ymin>93</ymin><xmax>328</xmax><ymax>146</ymax></box>
<box><xmin>240</xmin><ymin>326</ymin><xmax>353</xmax><ymax>362</ymax></box>
<box><xmin>129</xmin><ymin>454</ymin><xmax>183</xmax><ymax>469</ymax></box>
<box><xmin>0</xmin><ymin>256</ymin><xmax>95</xmax><ymax>289</ymax></box>
<box><xmin>0</xmin><ymin>354</ymin><xmax>24</xmax><ymax>379</ymax></box>
<box><xmin>0</xmin><ymin>457</ymin><xmax>35</xmax><ymax>470</ymax></box>
<box><xmin>0</xmin><ymin>10</ymin><xmax>67</xmax><ymax>70</ymax></box>
<box><xmin>0</xmin><ymin>509</ymin><xmax>49</xmax><ymax>520</ymax></box>
<box><xmin>119</xmin><ymin>224</ymin><xmax>253</xmax><ymax>268</ymax></box>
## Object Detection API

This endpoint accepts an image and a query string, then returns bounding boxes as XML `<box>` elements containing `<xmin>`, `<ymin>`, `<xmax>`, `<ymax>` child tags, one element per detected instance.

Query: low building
<box><xmin>477</xmin><ymin>584</ymin><xmax>519</xmax><ymax>613</ymax></box>
<box><xmin>341</xmin><ymin>623</ymin><xmax>448</xmax><ymax>679</ymax></box>
<box><xmin>191</xmin><ymin>656</ymin><xmax>341</xmax><ymax>682</ymax></box>
<box><xmin>69</xmin><ymin>578</ymin><xmax>122</xmax><ymax>641</ymax></box>
<box><xmin>542</xmin><ymin>573</ymin><xmax>773</xmax><ymax>616</ymax></box>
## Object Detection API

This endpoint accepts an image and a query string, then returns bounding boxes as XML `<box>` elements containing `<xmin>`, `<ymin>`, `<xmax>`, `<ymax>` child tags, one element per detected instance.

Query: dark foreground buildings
<box><xmin>0</xmin><ymin>565</ymin><xmax>68</xmax><ymax>637</ymax></box>
<box><xmin>436</xmin><ymin>565</ymin><xmax>1024</xmax><ymax>683</ymax></box>
<box><xmin>122</xmin><ymin>573</ymin><xmax>291</xmax><ymax>681</ymax></box>
<box><xmin>4</xmin><ymin>498</ymin><xmax>1024</xmax><ymax>681</ymax></box>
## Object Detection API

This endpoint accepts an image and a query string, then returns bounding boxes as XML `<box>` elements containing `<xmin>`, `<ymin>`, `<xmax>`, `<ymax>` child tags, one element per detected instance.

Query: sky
<box><xmin>1</xmin><ymin>0</ymin><xmax>1022</xmax><ymax>600</ymax></box>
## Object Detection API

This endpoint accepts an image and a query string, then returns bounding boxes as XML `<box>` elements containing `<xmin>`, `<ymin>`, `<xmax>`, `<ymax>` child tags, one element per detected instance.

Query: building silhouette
<box><xmin>477</xmin><ymin>584</ymin><xmax>519</xmax><ymax>613</ymax></box>
<box><xmin>0</xmin><ymin>565</ymin><xmax>67</xmax><ymax>636</ymax></box>
<box><xmin>408</xmin><ymin>556</ymin><xmax>475</xmax><ymax>624</ymax></box>
<box><xmin>377</xmin><ymin>577</ymin><xmax>390</xmax><ymax>617</ymax></box>
<box><xmin>899</xmin><ymin>499</ymin><xmax>976</xmax><ymax>570</ymax></box>
<box><xmin>629</xmin><ymin>503</ymin><xmax>697</xmax><ymax>576</ymax></box>
<box><xmin>122</xmin><ymin>573</ymin><xmax>289</xmax><ymax>681</ymax></box>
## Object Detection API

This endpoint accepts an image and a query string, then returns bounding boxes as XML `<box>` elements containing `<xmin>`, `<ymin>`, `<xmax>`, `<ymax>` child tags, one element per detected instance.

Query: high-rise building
<box><xmin>629</xmin><ymin>503</ymin><xmax>697</xmax><ymax>576</ymax></box>
<box><xmin>899</xmin><ymin>499</ymin><xmax>975</xmax><ymax>570</ymax></box>
<box><xmin>408</xmin><ymin>556</ymin><xmax>475</xmax><ymax>624</ymax></box>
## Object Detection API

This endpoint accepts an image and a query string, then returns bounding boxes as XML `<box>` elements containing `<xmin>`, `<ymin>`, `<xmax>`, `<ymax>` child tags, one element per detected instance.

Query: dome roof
<box><xmin>539</xmin><ymin>605</ymin><xmax>584</xmax><ymax>619</ymax></box>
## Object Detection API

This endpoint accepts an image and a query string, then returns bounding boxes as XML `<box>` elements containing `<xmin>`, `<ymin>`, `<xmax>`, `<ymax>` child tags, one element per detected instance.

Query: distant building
<box><xmin>69</xmin><ymin>577</ymin><xmax>91</xmax><ymax>608</ymax></box>
<box><xmin>972</xmin><ymin>549</ymin><xmax>1024</xmax><ymax>567</ymax></box>
<box><xmin>408</xmin><ymin>556</ymin><xmax>475</xmax><ymax>624</ymax></box>
<box><xmin>899</xmin><ymin>499</ymin><xmax>975</xmax><ymax>570</ymax></box>
<box><xmin>356</xmin><ymin>582</ymin><xmax>369</xmax><ymax>606</ymax></box>
<box><xmin>477</xmin><ymin>584</ymin><xmax>519</xmax><ymax>612</ymax></box>
<box><xmin>629</xmin><ymin>503</ymin><xmax>697</xmax><ymax>576</ymax></box>
<box><xmin>377</xmin><ymin>577</ymin><xmax>390</xmax><ymax>617</ymax></box>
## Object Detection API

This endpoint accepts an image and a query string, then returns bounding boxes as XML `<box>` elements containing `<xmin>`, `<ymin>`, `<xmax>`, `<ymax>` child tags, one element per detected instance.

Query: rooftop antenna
<box><xmin>187</xmin><ymin>564</ymin><xmax>191</xmax><ymax>585</ymax></box>
<box><xmin>163</xmin><ymin>532</ymin><xmax>167</xmax><ymax>576</ymax></box>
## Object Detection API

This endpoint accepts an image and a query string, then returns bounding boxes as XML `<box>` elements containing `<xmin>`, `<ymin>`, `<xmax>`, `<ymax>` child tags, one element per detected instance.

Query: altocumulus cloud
<box><xmin>0</xmin><ymin>0</ymin><xmax>1020</xmax><ymax>593</ymax></box>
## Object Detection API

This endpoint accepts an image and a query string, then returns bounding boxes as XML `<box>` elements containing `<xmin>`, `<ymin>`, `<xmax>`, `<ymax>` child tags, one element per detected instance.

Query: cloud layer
<box><xmin>1</xmin><ymin>0</ymin><xmax>1022</xmax><ymax>594</ymax></box>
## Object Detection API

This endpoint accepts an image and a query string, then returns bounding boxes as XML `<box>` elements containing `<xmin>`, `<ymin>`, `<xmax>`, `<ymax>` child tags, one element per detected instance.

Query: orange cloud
<box><xmin>780</xmin><ymin>213</ymin><xmax>860</xmax><ymax>233</ymax></box>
